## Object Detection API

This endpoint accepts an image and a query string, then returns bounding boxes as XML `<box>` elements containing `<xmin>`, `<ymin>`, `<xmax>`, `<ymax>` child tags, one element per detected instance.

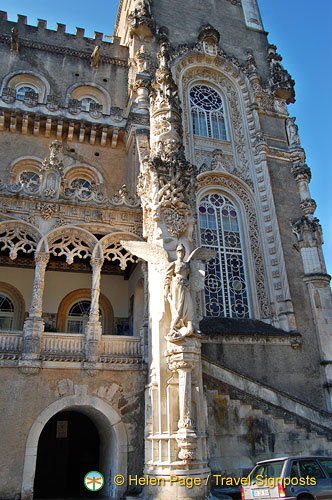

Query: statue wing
<box><xmin>188</xmin><ymin>247</ymin><xmax>217</xmax><ymax>292</ymax></box>
<box><xmin>187</xmin><ymin>246</ymin><xmax>217</xmax><ymax>263</ymax></box>
<box><xmin>120</xmin><ymin>240</ymin><xmax>170</xmax><ymax>271</ymax></box>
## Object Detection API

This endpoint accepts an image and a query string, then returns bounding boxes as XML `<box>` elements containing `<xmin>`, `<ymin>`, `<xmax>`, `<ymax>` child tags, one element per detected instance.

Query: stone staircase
<box><xmin>202</xmin><ymin>357</ymin><xmax>332</xmax><ymax>477</ymax></box>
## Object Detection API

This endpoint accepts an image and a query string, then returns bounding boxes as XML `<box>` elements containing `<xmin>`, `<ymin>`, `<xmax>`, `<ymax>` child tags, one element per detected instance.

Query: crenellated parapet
<box><xmin>0</xmin><ymin>10</ymin><xmax>128</xmax><ymax>63</ymax></box>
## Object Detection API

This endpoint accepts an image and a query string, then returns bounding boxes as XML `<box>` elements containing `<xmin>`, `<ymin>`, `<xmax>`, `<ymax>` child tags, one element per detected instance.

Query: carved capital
<box><xmin>299</xmin><ymin>198</ymin><xmax>317</xmax><ymax>215</ymax></box>
<box><xmin>90</xmin><ymin>256</ymin><xmax>104</xmax><ymax>270</ymax></box>
<box><xmin>292</xmin><ymin>163</ymin><xmax>311</xmax><ymax>183</ymax></box>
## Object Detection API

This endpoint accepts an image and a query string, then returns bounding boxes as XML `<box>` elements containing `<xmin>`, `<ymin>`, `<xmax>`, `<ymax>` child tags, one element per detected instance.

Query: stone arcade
<box><xmin>0</xmin><ymin>1</ymin><xmax>332</xmax><ymax>499</ymax></box>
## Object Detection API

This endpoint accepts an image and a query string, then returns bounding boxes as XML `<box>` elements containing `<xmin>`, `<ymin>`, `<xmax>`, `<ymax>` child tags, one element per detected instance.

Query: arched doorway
<box><xmin>22</xmin><ymin>396</ymin><xmax>128</xmax><ymax>500</ymax></box>
<box><xmin>34</xmin><ymin>410</ymin><xmax>100</xmax><ymax>498</ymax></box>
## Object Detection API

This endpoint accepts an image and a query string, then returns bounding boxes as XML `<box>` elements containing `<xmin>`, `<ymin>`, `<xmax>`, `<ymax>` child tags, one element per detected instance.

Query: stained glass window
<box><xmin>199</xmin><ymin>193</ymin><xmax>250</xmax><ymax>318</ymax></box>
<box><xmin>190</xmin><ymin>85</ymin><xmax>227</xmax><ymax>140</ymax></box>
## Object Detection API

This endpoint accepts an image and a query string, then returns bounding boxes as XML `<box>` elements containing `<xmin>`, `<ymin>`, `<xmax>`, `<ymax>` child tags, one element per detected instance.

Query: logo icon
<box><xmin>84</xmin><ymin>471</ymin><xmax>104</xmax><ymax>491</ymax></box>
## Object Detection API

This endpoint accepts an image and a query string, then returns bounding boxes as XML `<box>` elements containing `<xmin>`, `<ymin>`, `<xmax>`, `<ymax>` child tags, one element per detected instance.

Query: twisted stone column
<box><xmin>84</xmin><ymin>257</ymin><xmax>104</xmax><ymax>368</ymax></box>
<box><xmin>20</xmin><ymin>252</ymin><xmax>49</xmax><ymax>371</ymax></box>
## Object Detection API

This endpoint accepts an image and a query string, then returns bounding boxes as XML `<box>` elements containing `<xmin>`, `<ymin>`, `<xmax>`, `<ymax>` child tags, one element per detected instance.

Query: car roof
<box><xmin>256</xmin><ymin>456</ymin><xmax>331</xmax><ymax>465</ymax></box>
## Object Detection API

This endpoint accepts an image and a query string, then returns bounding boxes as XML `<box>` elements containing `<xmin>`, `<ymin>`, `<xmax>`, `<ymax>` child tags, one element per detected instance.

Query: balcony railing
<box><xmin>0</xmin><ymin>330</ymin><xmax>142</xmax><ymax>366</ymax></box>
<box><xmin>0</xmin><ymin>331</ymin><xmax>23</xmax><ymax>359</ymax></box>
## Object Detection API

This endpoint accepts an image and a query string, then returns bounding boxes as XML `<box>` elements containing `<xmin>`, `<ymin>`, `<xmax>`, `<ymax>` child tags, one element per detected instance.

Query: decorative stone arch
<box><xmin>21</xmin><ymin>395</ymin><xmax>128</xmax><ymax>500</ymax></box>
<box><xmin>65</xmin><ymin>82</ymin><xmax>111</xmax><ymax>114</ymax></box>
<box><xmin>9</xmin><ymin>156</ymin><xmax>43</xmax><ymax>184</ymax></box>
<box><xmin>197</xmin><ymin>171</ymin><xmax>271</xmax><ymax>319</ymax></box>
<box><xmin>0</xmin><ymin>220</ymin><xmax>42</xmax><ymax>260</ymax></box>
<box><xmin>2</xmin><ymin>70</ymin><xmax>51</xmax><ymax>102</ymax></box>
<box><xmin>173</xmin><ymin>53</ymin><xmax>256</xmax><ymax>185</ymax></box>
<box><xmin>57</xmin><ymin>288</ymin><xmax>114</xmax><ymax>334</ymax></box>
<box><xmin>0</xmin><ymin>281</ymin><xmax>25</xmax><ymax>330</ymax></box>
<box><xmin>96</xmin><ymin>231</ymin><xmax>142</xmax><ymax>270</ymax></box>
<box><xmin>38</xmin><ymin>226</ymin><xmax>97</xmax><ymax>264</ymax></box>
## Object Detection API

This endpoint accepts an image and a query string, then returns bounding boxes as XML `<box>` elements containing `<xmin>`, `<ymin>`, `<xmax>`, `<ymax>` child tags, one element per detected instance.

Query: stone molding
<box><xmin>0</xmin><ymin>33</ymin><xmax>128</xmax><ymax>67</ymax></box>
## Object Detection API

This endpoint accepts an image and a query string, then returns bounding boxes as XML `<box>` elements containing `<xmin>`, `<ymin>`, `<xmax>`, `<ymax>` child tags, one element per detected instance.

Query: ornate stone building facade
<box><xmin>0</xmin><ymin>1</ymin><xmax>332</xmax><ymax>499</ymax></box>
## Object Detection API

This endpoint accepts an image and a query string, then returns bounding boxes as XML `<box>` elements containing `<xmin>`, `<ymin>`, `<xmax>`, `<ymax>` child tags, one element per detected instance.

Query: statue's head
<box><xmin>176</xmin><ymin>243</ymin><xmax>186</xmax><ymax>259</ymax></box>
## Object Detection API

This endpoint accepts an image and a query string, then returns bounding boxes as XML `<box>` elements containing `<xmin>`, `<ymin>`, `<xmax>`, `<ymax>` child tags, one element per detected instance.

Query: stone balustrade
<box><xmin>0</xmin><ymin>331</ymin><xmax>23</xmax><ymax>359</ymax></box>
<box><xmin>0</xmin><ymin>330</ymin><xmax>142</xmax><ymax>366</ymax></box>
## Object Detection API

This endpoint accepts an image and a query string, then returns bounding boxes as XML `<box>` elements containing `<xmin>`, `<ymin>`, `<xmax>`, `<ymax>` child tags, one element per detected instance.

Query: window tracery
<box><xmin>0</xmin><ymin>294</ymin><xmax>15</xmax><ymax>330</ymax></box>
<box><xmin>66</xmin><ymin>299</ymin><xmax>104</xmax><ymax>334</ymax></box>
<box><xmin>199</xmin><ymin>193</ymin><xmax>250</xmax><ymax>318</ymax></box>
<box><xmin>80</xmin><ymin>96</ymin><xmax>98</xmax><ymax>112</ymax></box>
<box><xmin>190</xmin><ymin>85</ymin><xmax>227</xmax><ymax>140</ymax></box>
<box><xmin>16</xmin><ymin>84</ymin><xmax>38</xmax><ymax>101</ymax></box>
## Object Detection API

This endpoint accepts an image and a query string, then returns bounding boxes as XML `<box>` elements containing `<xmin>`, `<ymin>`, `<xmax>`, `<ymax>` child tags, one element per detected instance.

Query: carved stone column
<box><xmin>133</xmin><ymin>33</ymin><xmax>210</xmax><ymax>499</ymax></box>
<box><xmin>20</xmin><ymin>252</ymin><xmax>49</xmax><ymax>371</ymax></box>
<box><xmin>84</xmin><ymin>257</ymin><xmax>103</xmax><ymax>368</ymax></box>
<box><xmin>167</xmin><ymin>336</ymin><xmax>202</xmax><ymax>463</ymax></box>
<box><xmin>292</xmin><ymin>216</ymin><xmax>332</xmax><ymax>409</ymax></box>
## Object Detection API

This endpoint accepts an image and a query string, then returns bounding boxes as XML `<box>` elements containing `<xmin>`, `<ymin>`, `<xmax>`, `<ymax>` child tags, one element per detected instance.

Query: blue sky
<box><xmin>1</xmin><ymin>0</ymin><xmax>331</xmax><ymax>275</ymax></box>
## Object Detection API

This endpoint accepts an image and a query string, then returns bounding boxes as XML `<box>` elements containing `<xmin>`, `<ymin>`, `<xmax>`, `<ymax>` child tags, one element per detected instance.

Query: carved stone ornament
<box><xmin>286</xmin><ymin>117</ymin><xmax>301</xmax><ymax>147</ymax></box>
<box><xmin>292</xmin><ymin>215</ymin><xmax>323</xmax><ymax>248</ymax></box>
<box><xmin>137</xmin><ymin>155</ymin><xmax>196</xmax><ymax>239</ymax></box>
<box><xmin>292</xmin><ymin>163</ymin><xmax>311</xmax><ymax>183</ymax></box>
<box><xmin>128</xmin><ymin>0</ymin><xmax>155</xmax><ymax>38</ymax></box>
<box><xmin>23</xmin><ymin>90</ymin><xmax>39</xmax><ymax>107</ymax></box>
<box><xmin>48</xmin><ymin>229</ymin><xmax>93</xmax><ymax>265</ymax></box>
<box><xmin>299</xmin><ymin>198</ymin><xmax>317</xmax><ymax>216</ymax></box>
<box><xmin>110</xmin><ymin>184</ymin><xmax>140</xmax><ymax>208</ymax></box>
<box><xmin>11</xmin><ymin>27</ymin><xmax>19</xmax><ymax>54</ymax></box>
<box><xmin>0</xmin><ymin>225</ymin><xmax>38</xmax><ymax>260</ymax></box>
<box><xmin>90</xmin><ymin>45</ymin><xmax>101</xmax><ymax>69</ymax></box>
<box><xmin>1</xmin><ymin>87</ymin><xmax>16</xmax><ymax>104</ymax></box>
<box><xmin>197</xmin><ymin>24</ymin><xmax>220</xmax><ymax>57</ymax></box>
<box><xmin>267</xmin><ymin>44</ymin><xmax>295</xmax><ymax>104</ymax></box>
<box><xmin>46</xmin><ymin>94</ymin><xmax>60</xmax><ymax>111</ymax></box>
<box><xmin>38</xmin><ymin>203</ymin><xmax>58</xmax><ymax>220</ymax></box>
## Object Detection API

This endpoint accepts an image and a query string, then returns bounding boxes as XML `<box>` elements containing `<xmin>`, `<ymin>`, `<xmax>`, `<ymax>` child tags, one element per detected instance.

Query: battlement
<box><xmin>0</xmin><ymin>11</ymin><xmax>128</xmax><ymax>61</ymax></box>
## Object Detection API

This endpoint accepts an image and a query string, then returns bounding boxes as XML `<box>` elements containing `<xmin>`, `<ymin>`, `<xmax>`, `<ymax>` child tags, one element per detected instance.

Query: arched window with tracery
<box><xmin>190</xmin><ymin>85</ymin><xmax>227</xmax><ymax>140</ymax></box>
<box><xmin>0</xmin><ymin>294</ymin><xmax>15</xmax><ymax>330</ymax></box>
<box><xmin>66</xmin><ymin>299</ymin><xmax>104</xmax><ymax>334</ymax></box>
<box><xmin>199</xmin><ymin>193</ymin><xmax>250</xmax><ymax>319</ymax></box>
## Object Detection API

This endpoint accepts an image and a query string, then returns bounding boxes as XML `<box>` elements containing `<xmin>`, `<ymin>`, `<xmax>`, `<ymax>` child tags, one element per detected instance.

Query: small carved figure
<box><xmin>135</xmin><ymin>45</ymin><xmax>149</xmax><ymax>74</ymax></box>
<box><xmin>90</xmin><ymin>45</ymin><xmax>101</xmax><ymax>68</ymax></box>
<box><xmin>165</xmin><ymin>244</ymin><xmax>194</xmax><ymax>338</ymax></box>
<box><xmin>286</xmin><ymin>117</ymin><xmax>300</xmax><ymax>146</ymax></box>
<box><xmin>11</xmin><ymin>28</ymin><xmax>19</xmax><ymax>53</ymax></box>
<box><xmin>134</xmin><ymin>0</ymin><xmax>151</xmax><ymax>17</ymax></box>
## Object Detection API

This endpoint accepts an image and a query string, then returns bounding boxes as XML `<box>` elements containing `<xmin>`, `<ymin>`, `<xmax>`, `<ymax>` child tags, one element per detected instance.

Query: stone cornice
<box><xmin>0</xmin><ymin>33</ymin><xmax>128</xmax><ymax>67</ymax></box>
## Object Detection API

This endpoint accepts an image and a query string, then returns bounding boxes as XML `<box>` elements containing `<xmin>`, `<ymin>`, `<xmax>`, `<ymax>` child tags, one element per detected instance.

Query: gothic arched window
<box><xmin>190</xmin><ymin>85</ymin><xmax>227</xmax><ymax>140</ymax></box>
<box><xmin>199</xmin><ymin>193</ymin><xmax>250</xmax><ymax>319</ymax></box>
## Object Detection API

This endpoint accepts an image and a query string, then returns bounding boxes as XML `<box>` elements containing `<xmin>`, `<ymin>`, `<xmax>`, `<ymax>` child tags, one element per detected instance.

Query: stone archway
<box><xmin>21</xmin><ymin>395</ymin><xmax>128</xmax><ymax>500</ymax></box>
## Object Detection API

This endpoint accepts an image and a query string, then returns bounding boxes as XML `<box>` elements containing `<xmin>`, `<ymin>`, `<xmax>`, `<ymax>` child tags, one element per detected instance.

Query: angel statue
<box><xmin>120</xmin><ymin>240</ymin><xmax>216</xmax><ymax>340</ymax></box>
